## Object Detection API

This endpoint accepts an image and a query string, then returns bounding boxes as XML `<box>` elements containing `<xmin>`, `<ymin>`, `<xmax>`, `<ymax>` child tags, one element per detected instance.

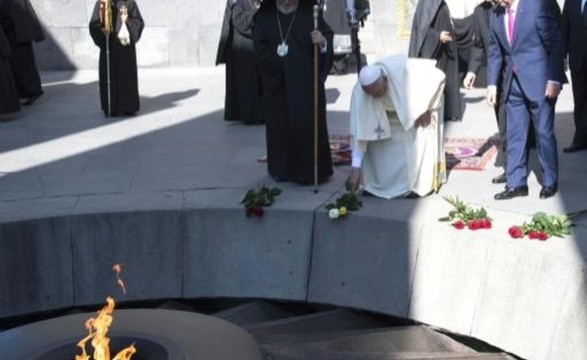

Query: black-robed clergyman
<box><xmin>89</xmin><ymin>0</ymin><xmax>144</xmax><ymax>117</ymax></box>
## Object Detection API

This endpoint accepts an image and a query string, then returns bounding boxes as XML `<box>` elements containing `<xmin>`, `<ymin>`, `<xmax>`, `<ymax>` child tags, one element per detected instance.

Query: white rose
<box><xmin>328</xmin><ymin>208</ymin><xmax>339</xmax><ymax>219</ymax></box>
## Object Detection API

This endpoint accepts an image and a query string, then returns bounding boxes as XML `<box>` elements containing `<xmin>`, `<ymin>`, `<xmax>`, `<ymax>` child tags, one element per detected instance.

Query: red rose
<box><xmin>468</xmin><ymin>219</ymin><xmax>479</xmax><ymax>230</ymax></box>
<box><xmin>483</xmin><ymin>219</ymin><xmax>492</xmax><ymax>229</ymax></box>
<box><xmin>453</xmin><ymin>220</ymin><xmax>465</xmax><ymax>229</ymax></box>
<box><xmin>537</xmin><ymin>231</ymin><xmax>549</xmax><ymax>241</ymax></box>
<box><xmin>251</xmin><ymin>206</ymin><xmax>264</xmax><ymax>217</ymax></box>
<box><xmin>508</xmin><ymin>226</ymin><xmax>523</xmax><ymax>239</ymax></box>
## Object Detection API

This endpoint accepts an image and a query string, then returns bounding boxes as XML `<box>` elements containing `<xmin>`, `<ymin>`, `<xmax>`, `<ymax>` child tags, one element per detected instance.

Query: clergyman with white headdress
<box><xmin>345</xmin><ymin>55</ymin><xmax>446</xmax><ymax>199</ymax></box>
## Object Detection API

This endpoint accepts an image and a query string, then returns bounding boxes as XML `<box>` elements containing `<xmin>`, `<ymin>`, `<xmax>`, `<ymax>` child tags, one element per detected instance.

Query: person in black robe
<box><xmin>408</xmin><ymin>0</ymin><xmax>462</xmax><ymax>121</ymax></box>
<box><xmin>216</xmin><ymin>0</ymin><xmax>264</xmax><ymax>124</ymax></box>
<box><xmin>0</xmin><ymin>0</ymin><xmax>44</xmax><ymax>106</ymax></box>
<box><xmin>0</xmin><ymin>25</ymin><xmax>19</xmax><ymax>116</ymax></box>
<box><xmin>89</xmin><ymin>0</ymin><xmax>144</xmax><ymax>117</ymax></box>
<box><xmin>253</xmin><ymin>0</ymin><xmax>334</xmax><ymax>184</ymax></box>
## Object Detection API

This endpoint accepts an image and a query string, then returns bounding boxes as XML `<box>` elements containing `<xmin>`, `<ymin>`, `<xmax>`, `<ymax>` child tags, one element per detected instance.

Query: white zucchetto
<box><xmin>359</xmin><ymin>65</ymin><xmax>382</xmax><ymax>87</ymax></box>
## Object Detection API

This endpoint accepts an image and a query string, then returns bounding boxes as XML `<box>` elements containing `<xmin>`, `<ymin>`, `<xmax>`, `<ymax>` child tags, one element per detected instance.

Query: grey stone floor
<box><xmin>0</xmin><ymin>66</ymin><xmax>585</xmax><ymax>225</ymax></box>
<box><xmin>2</xmin><ymin>66</ymin><xmax>587</xmax><ymax>360</ymax></box>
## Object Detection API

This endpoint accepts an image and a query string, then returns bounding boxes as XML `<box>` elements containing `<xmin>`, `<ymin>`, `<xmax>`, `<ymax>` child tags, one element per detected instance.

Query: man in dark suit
<box><xmin>464</xmin><ymin>0</ymin><xmax>508</xmax><ymax>185</ymax></box>
<box><xmin>486</xmin><ymin>0</ymin><xmax>564</xmax><ymax>200</ymax></box>
<box><xmin>561</xmin><ymin>0</ymin><xmax>587</xmax><ymax>153</ymax></box>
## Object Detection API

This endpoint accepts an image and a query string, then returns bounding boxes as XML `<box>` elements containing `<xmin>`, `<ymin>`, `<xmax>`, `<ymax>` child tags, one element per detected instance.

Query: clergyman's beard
<box><xmin>277</xmin><ymin>3</ymin><xmax>298</xmax><ymax>15</ymax></box>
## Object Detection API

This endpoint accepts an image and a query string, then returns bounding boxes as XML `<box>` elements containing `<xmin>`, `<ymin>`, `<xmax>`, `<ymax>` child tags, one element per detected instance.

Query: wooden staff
<box><xmin>99</xmin><ymin>0</ymin><xmax>113</xmax><ymax>117</ymax></box>
<box><xmin>313</xmin><ymin>4</ymin><xmax>319</xmax><ymax>194</ymax></box>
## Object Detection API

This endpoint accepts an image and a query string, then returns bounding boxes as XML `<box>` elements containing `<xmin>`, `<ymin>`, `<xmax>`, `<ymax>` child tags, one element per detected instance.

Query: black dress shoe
<box><xmin>491</xmin><ymin>173</ymin><xmax>507</xmax><ymax>184</ymax></box>
<box><xmin>539</xmin><ymin>185</ymin><xmax>558</xmax><ymax>199</ymax></box>
<box><xmin>494</xmin><ymin>186</ymin><xmax>529</xmax><ymax>200</ymax></box>
<box><xmin>22</xmin><ymin>93</ymin><xmax>42</xmax><ymax>106</ymax></box>
<box><xmin>270</xmin><ymin>174</ymin><xmax>284</xmax><ymax>183</ymax></box>
<box><xmin>563</xmin><ymin>142</ymin><xmax>587</xmax><ymax>153</ymax></box>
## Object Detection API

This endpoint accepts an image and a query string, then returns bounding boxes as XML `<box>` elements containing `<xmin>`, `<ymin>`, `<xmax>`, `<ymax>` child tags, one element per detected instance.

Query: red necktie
<box><xmin>507</xmin><ymin>7</ymin><xmax>515</xmax><ymax>44</ymax></box>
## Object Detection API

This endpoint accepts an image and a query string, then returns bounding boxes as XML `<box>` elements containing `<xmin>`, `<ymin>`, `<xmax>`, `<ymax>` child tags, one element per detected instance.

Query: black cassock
<box><xmin>408</xmin><ymin>0</ymin><xmax>461</xmax><ymax>121</ymax></box>
<box><xmin>0</xmin><ymin>0</ymin><xmax>44</xmax><ymax>100</ymax></box>
<box><xmin>89</xmin><ymin>0</ymin><xmax>144</xmax><ymax>116</ymax></box>
<box><xmin>0</xmin><ymin>25</ymin><xmax>19</xmax><ymax>114</ymax></box>
<box><xmin>253</xmin><ymin>0</ymin><xmax>333</xmax><ymax>184</ymax></box>
<box><xmin>216</xmin><ymin>0</ymin><xmax>263</xmax><ymax>123</ymax></box>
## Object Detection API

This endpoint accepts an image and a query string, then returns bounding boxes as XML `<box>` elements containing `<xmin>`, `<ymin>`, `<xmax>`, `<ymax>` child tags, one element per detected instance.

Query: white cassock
<box><xmin>349</xmin><ymin>55</ymin><xmax>446</xmax><ymax>199</ymax></box>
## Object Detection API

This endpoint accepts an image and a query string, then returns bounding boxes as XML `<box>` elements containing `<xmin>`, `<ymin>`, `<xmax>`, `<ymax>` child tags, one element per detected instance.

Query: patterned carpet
<box><xmin>330</xmin><ymin>135</ymin><xmax>499</xmax><ymax>170</ymax></box>
<box><xmin>330</xmin><ymin>134</ymin><xmax>352</xmax><ymax>166</ymax></box>
<box><xmin>445</xmin><ymin>137</ymin><xmax>499</xmax><ymax>171</ymax></box>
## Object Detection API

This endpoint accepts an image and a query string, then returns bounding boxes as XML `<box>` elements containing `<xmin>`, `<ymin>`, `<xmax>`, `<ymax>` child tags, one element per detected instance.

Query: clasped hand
<box><xmin>545</xmin><ymin>82</ymin><xmax>561</xmax><ymax>100</ymax></box>
<box><xmin>439</xmin><ymin>31</ymin><xmax>453</xmax><ymax>44</ymax></box>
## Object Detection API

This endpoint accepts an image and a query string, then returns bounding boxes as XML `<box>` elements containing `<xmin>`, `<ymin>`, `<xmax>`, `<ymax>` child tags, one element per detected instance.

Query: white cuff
<box><xmin>320</xmin><ymin>41</ymin><xmax>328</xmax><ymax>54</ymax></box>
<box><xmin>351</xmin><ymin>148</ymin><xmax>363</xmax><ymax>168</ymax></box>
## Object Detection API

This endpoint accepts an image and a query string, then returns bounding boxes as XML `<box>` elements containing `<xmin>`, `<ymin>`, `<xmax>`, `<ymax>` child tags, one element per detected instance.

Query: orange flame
<box><xmin>112</xmin><ymin>264</ymin><xmax>126</xmax><ymax>295</ymax></box>
<box><xmin>75</xmin><ymin>265</ymin><xmax>135</xmax><ymax>360</ymax></box>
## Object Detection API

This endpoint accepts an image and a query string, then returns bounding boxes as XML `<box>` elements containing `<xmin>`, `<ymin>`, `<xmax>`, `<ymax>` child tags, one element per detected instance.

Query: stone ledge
<box><xmin>0</xmin><ymin>205</ymin><xmax>586</xmax><ymax>360</ymax></box>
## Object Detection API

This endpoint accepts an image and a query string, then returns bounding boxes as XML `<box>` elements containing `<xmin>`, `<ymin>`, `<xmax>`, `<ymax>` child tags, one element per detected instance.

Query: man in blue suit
<box><xmin>486</xmin><ymin>0</ymin><xmax>564</xmax><ymax>200</ymax></box>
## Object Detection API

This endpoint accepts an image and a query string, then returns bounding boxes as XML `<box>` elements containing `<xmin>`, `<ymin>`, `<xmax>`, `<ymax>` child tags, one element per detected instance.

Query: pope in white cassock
<box><xmin>346</xmin><ymin>55</ymin><xmax>447</xmax><ymax>199</ymax></box>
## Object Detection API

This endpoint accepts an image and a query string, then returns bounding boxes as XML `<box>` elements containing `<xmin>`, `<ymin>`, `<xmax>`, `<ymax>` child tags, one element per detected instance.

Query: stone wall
<box><xmin>31</xmin><ymin>0</ymin><xmax>413</xmax><ymax>70</ymax></box>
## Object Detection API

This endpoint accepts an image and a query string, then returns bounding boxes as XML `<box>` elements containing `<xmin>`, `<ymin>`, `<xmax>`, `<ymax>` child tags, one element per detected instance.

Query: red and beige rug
<box><xmin>329</xmin><ymin>135</ymin><xmax>499</xmax><ymax>171</ymax></box>
<box><xmin>445</xmin><ymin>137</ymin><xmax>499</xmax><ymax>171</ymax></box>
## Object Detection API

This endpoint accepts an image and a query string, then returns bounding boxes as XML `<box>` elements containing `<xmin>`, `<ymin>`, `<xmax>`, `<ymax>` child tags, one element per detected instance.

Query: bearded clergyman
<box><xmin>253</xmin><ymin>0</ymin><xmax>334</xmax><ymax>184</ymax></box>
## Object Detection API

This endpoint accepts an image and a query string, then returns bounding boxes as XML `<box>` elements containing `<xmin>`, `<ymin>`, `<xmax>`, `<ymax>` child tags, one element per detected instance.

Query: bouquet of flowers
<box><xmin>439</xmin><ymin>196</ymin><xmax>492</xmax><ymax>230</ymax></box>
<box><xmin>241</xmin><ymin>184</ymin><xmax>282</xmax><ymax>218</ymax></box>
<box><xmin>508</xmin><ymin>212</ymin><xmax>572</xmax><ymax>241</ymax></box>
<box><xmin>324</xmin><ymin>193</ymin><xmax>362</xmax><ymax>220</ymax></box>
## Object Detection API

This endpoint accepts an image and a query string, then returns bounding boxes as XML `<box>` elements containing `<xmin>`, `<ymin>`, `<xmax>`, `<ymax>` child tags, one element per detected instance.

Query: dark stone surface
<box><xmin>183</xmin><ymin>208</ymin><xmax>315</xmax><ymax>300</ymax></box>
<box><xmin>71</xmin><ymin>211</ymin><xmax>184</xmax><ymax>305</ymax></box>
<box><xmin>308</xmin><ymin>214</ymin><xmax>414</xmax><ymax>317</ymax></box>
<box><xmin>0</xmin><ymin>218</ymin><xmax>73</xmax><ymax>318</ymax></box>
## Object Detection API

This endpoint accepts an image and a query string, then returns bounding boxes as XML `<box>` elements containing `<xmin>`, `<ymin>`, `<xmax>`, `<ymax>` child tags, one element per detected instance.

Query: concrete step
<box><xmin>212</xmin><ymin>300</ymin><xmax>298</xmax><ymax>326</ymax></box>
<box><xmin>245</xmin><ymin>308</ymin><xmax>395</xmax><ymax>343</ymax></box>
<box><xmin>262</xmin><ymin>349</ymin><xmax>512</xmax><ymax>360</ymax></box>
<box><xmin>261</xmin><ymin>326</ymin><xmax>478</xmax><ymax>356</ymax></box>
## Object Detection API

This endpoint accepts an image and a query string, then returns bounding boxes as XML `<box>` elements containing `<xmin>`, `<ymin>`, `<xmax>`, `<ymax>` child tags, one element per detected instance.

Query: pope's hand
<box><xmin>463</xmin><ymin>72</ymin><xmax>476</xmax><ymax>89</ymax></box>
<box><xmin>486</xmin><ymin>87</ymin><xmax>497</xmax><ymax>107</ymax></box>
<box><xmin>345</xmin><ymin>167</ymin><xmax>362</xmax><ymax>194</ymax></box>
<box><xmin>415</xmin><ymin>111</ymin><xmax>432</xmax><ymax>128</ymax></box>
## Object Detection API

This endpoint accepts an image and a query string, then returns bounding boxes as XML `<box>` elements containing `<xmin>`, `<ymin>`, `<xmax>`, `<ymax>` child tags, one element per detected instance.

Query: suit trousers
<box><xmin>505</xmin><ymin>75</ymin><xmax>558</xmax><ymax>188</ymax></box>
<box><xmin>571</xmin><ymin>65</ymin><xmax>587</xmax><ymax>144</ymax></box>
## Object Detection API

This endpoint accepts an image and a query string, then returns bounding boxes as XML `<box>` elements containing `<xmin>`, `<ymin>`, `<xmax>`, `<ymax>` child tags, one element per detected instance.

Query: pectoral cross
<box><xmin>374</xmin><ymin>124</ymin><xmax>385</xmax><ymax>139</ymax></box>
